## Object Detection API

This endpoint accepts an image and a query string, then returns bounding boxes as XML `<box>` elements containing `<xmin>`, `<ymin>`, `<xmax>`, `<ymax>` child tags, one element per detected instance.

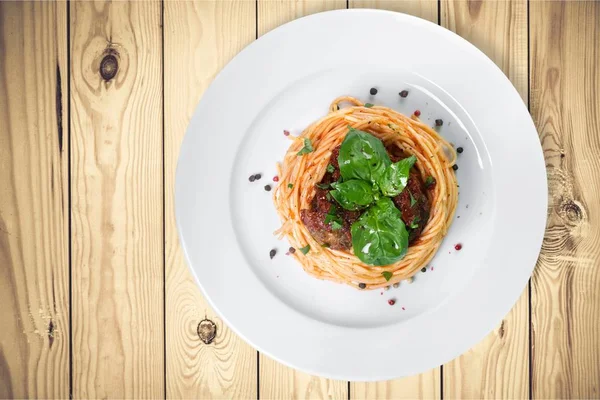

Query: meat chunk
<box><xmin>300</xmin><ymin>187</ymin><xmax>360</xmax><ymax>250</ymax></box>
<box><xmin>392</xmin><ymin>171</ymin><xmax>430</xmax><ymax>243</ymax></box>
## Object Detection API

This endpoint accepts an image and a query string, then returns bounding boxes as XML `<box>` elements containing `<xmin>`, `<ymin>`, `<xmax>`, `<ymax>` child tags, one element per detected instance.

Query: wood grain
<box><xmin>350</xmin><ymin>0</ymin><xmax>437</xmax><ymax>22</ymax></box>
<box><xmin>348</xmin><ymin>1</ymin><xmax>440</xmax><ymax>399</ymax></box>
<box><xmin>530</xmin><ymin>1</ymin><xmax>600</xmax><ymax>398</ymax></box>
<box><xmin>0</xmin><ymin>2</ymin><xmax>69</xmax><ymax>398</ymax></box>
<box><xmin>164</xmin><ymin>1</ymin><xmax>258</xmax><ymax>398</ymax></box>
<box><xmin>441</xmin><ymin>1</ymin><xmax>529</xmax><ymax>398</ymax></box>
<box><xmin>69</xmin><ymin>1</ymin><xmax>163</xmax><ymax>398</ymax></box>
<box><xmin>257</xmin><ymin>1</ymin><xmax>349</xmax><ymax>399</ymax></box>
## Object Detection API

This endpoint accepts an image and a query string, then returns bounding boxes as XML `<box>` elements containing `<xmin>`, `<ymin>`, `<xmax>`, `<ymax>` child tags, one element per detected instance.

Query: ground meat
<box><xmin>300</xmin><ymin>188</ymin><xmax>360</xmax><ymax>250</ymax></box>
<box><xmin>392</xmin><ymin>171</ymin><xmax>430</xmax><ymax>243</ymax></box>
<box><xmin>300</xmin><ymin>143</ymin><xmax>431</xmax><ymax>250</ymax></box>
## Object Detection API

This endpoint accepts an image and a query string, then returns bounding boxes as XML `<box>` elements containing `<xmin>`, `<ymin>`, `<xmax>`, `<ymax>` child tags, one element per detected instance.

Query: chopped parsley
<box><xmin>425</xmin><ymin>176</ymin><xmax>436</xmax><ymax>188</ymax></box>
<box><xmin>326</xmin><ymin>164</ymin><xmax>335</xmax><ymax>173</ymax></box>
<box><xmin>410</xmin><ymin>221</ymin><xmax>419</xmax><ymax>229</ymax></box>
<box><xmin>324</xmin><ymin>205</ymin><xmax>343</xmax><ymax>228</ymax></box>
<box><xmin>331</xmin><ymin>221</ymin><xmax>343</xmax><ymax>231</ymax></box>
<box><xmin>409</xmin><ymin>191</ymin><xmax>417</xmax><ymax>207</ymax></box>
<box><xmin>287</xmin><ymin>183</ymin><xmax>293</xmax><ymax>189</ymax></box>
<box><xmin>299</xmin><ymin>245</ymin><xmax>311</xmax><ymax>255</ymax></box>
<box><xmin>296</xmin><ymin>138</ymin><xmax>314</xmax><ymax>156</ymax></box>
<box><xmin>382</xmin><ymin>271</ymin><xmax>393</xmax><ymax>281</ymax></box>
<box><xmin>364</xmin><ymin>103</ymin><xmax>374</xmax><ymax>108</ymax></box>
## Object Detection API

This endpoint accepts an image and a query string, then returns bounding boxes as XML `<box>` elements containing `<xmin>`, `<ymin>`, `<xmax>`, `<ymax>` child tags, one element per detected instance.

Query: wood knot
<box><xmin>561</xmin><ymin>200</ymin><xmax>583</xmax><ymax>223</ymax></box>
<box><xmin>48</xmin><ymin>320</ymin><xmax>55</xmax><ymax>348</ymax></box>
<box><xmin>498</xmin><ymin>319</ymin><xmax>505</xmax><ymax>339</ymax></box>
<box><xmin>100</xmin><ymin>54</ymin><xmax>118</xmax><ymax>81</ymax></box>
<box><xmin>467</xmin><ymin>0</ymin><xmax>483</xmax><ymax>18</ymax></box>
<box><xmin>197</xmin><ymin>318</ymin><xmax>217</xmax><ymax>344</ymax></box>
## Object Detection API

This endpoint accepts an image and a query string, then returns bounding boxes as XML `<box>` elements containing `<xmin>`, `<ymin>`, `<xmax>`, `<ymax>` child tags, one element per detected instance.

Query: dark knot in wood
<box><xmin>48</xmin><ymin>320</ymin><xmax>55</xmax><ymax>349</ymax></box>
<box><xmin>197</xmin><ymin>318</ymin><xmax>217</xmax><ymax>344</ymax></box>
<box><xmin>100</xmin><ymin>54</ymin><xmax>118</xmax><ymax>81</ymax></box>
<box><xmin>562</xmin><ymin>200</ymin><xmax>582</xmax><ymax>222</ymax></box>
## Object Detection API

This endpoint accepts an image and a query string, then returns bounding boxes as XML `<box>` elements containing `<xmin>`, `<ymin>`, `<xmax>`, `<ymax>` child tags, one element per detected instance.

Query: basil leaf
<box><xmin>297</xmin><ymin>138</ymin><xmax>314</xmax><ymax>156</ymax></box>
<box><xmin>330</xmin><ymin>180</ymin><xmax>376</xmax><ymax>211</ymax></box>
<box><xmin>364</xmin><ymin>103</ymin><xmax>374</xmax><ymax>108</ymax></box>
<box><xmin>299</xmin><ymin>245</ymin><xmax>310</xmax><ymax>255</ymax></box>
<box><xmin>338</xmin><ymin>127</ymin><xmax>391</xmax><ymax>184</ymax></box>
<box><xmin>331</xmin><ymin>221</ymin><xmax>343</xmax><ymax>231</ymax></box>
<box><xmin>326</xmin><ymin>163</ymin><xmax>335</xmax><ymax>173</ymax></box>
<box><xmin>316</xmin><ymin>183</ymin><xmax>330</xmax><ymax>189</ymax></box>
<box><xmin>351</xmin><ymin>198</ymin><xmax>409</xmax><ymax>266</ymax></box>
<box><xmin>377</xmin><ymin>155</ymin><xmax>417</xmax><ymax>197</ymax></box>
<box><xmin>382</xmin><ymin>271</ymin><xmax>393</xmax><ymax>281</ymax></box>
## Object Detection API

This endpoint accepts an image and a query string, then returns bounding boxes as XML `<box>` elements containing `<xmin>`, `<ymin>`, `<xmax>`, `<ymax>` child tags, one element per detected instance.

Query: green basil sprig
<box><xmin>320</xmin><ymin>127</ymin><xmax>419</xmax><ymax>266</ymax></box>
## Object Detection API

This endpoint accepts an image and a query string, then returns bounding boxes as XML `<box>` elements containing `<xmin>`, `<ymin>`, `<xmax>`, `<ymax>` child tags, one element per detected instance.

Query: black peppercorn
<box><xmin>452</xmin><ymin>164</ymin><xmax>458</xmax><ymax>171</ymax></box>
<box><xmin>399</xmin><ymin>90</ymin><xmax>409</xmax><ymax>98</ymax></box>
<box><xmin>269</xmin><ymin>249</ymin><xmax>276</xmax><ymax>259</ymax></box>
<box><xmin>369</xmin><ymin>88</ymin><xmax>377</xmax><ymax>95</ymax></box>
<box><xmin>358</xmin><ymin>283</ymin><xmax>366</xmax><ymax>289</ymax></box>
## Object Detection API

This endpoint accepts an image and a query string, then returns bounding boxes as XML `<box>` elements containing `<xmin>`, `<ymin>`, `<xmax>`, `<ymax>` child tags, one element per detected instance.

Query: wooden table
<box><xmin>1</xmin><ymin>1</ymin><xmax>599</xmax><ymax>398</ymax></box>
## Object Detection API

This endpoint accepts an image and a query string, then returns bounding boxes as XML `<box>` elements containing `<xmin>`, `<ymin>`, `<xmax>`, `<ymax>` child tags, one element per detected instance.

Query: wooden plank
<box><xmin>350</xmin><ymin>0</ymin><xmax>437</xmax><ymax>22</ymax></box>
<box><xmin>164</xmin><ymin>1</ymin><xmax>257</xmax><ymax>398</ymax></box>
<box><xmin>69</xmin><ymin>1</ymin><xmax>163</xmax><ymax>397</ymax></box>
<box><xmin>256</xmin><ymin>1</ymin><xmax>348</xmax><ymax>399</ymax></box>
<box><xmin>0</xmin><ymin>2</ymin><xmax>69</xmax><ymax>398</ymax></box>
<box><xmin>530</xmin><ymin>2</ymin><xmax>600</xmax><ymax>398</ymax></box>
<box><xmin>348</xmin><ymin>1</ymin><xmax>440</xmax><ymax>399</ymax></box>
<box><xmin>440</xmin><ymin>1</ymin><xmax>529</xmax><ymax>398</ymax></box>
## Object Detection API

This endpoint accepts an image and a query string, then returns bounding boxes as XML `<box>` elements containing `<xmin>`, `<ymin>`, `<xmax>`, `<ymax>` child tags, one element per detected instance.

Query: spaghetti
<box><xmin>273</xmin><ymin>96</ymin><xmax>458</xmax><ymax>289</ymax></box>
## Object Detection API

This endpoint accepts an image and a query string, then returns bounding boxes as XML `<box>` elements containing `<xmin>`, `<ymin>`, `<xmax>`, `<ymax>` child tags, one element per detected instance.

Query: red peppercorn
<box><xmin>283</xmin><ymin>130</ymin><xmax>290</xmax><ymax>136</ymax></box>
<box><xmin>388</xmin><ymin>299</ymin><xmax>396</xmax><ymax>306</ymax></box>
<box><xmin>414</xmin><ymin>110</ymin><xmax>421</xmax><ymax>117</ymax></box>
<box><xmin>273</xmin><ymin>176</ymin><xmax>279</xmax><ymax>182</ymax></box>
<box><xmin>455</xmin><ymin>243</ymin><xmax>462</xmax><ymax>251</ymax></box>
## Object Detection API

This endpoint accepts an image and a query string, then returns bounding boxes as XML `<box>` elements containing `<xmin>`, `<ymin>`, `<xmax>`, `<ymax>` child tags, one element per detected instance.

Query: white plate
<box><xmin>176</xmin><ymin>10</ymin><xmax>546</xmax><ymax>381</ymax></box>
